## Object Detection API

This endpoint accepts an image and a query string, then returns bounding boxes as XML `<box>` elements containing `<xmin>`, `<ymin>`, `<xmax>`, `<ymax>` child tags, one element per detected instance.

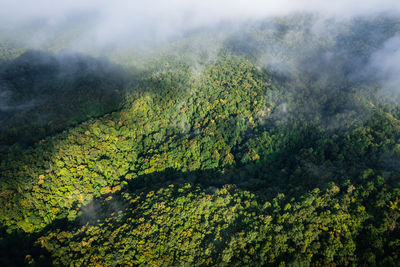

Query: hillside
<box><xmin>1</xmin><ymin>15</ymin><xmax>400</xmax><ymax>266</ymax></box>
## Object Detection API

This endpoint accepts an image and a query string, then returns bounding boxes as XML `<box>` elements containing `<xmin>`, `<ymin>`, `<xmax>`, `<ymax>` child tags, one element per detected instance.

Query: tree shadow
<box><xmin>0</xmin><ymin>50</ymin><xmax>129</xmax><ymax>155</ymax></box>
<box><xmin>0</xmin><ymin>229</ymin><xmax>52</xmax><ymax>266</ymax></box>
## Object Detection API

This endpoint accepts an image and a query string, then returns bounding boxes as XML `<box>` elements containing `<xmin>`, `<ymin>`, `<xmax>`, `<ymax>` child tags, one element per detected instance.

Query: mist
<box><xmin>1</xmin><ymin>0</ymin><xmax>400</xmax><ymax>51</ymax></box>
<box><xmin>2</xmin><ymin>0</ymin><xmax>399</xmax><ymax>93</ymax></box>
<box><xmin>369</xmin><ymin>33</ymin><xmax>400</xmax><ymax>100</ymax></box>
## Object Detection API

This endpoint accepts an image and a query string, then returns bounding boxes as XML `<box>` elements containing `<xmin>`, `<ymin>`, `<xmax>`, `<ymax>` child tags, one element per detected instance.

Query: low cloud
<box><xmin>369</xmin><ymin>33</ymin><xmax>400</xmax><ymax>99</ymax></box>
<box><xmin>1</xmin><ymin>0</ymin><xmax>400</xmax><ymax>50</ymax></box>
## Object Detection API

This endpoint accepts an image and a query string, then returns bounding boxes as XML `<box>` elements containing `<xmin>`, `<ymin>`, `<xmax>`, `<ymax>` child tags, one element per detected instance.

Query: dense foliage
<box><xmin>1</xmin><ymin>15</ymin><xmax>400</xmax><ymax>266</ymax></box>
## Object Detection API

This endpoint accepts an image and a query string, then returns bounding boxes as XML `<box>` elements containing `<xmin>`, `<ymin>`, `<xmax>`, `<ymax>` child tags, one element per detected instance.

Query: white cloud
<box><xmin>1</xmin><ymin>0</ymin><xmax>399</xmax><ymax>48</ymax></box>
<box><xmin>370</xmin><ymin>33</ymin><xmax>400</xmax><ymax>95</ymax></box>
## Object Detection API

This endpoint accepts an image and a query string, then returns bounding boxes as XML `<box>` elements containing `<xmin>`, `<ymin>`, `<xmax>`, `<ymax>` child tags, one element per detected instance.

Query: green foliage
<box><xmin>1</xmin><ymin>15</ymin><xmax>400</xmax><ymax>266</ymax></box>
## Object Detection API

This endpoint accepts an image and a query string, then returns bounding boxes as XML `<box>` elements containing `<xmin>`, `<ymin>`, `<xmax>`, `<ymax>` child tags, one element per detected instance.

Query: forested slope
<box><xmin>0</xmin><ymin>15</ymin><xmax>400</xmax><ymax>266</ymax></box>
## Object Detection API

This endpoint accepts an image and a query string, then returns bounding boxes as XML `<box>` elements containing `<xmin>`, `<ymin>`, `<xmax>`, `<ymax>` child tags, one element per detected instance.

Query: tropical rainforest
<box><xmin>1</xmin><ymin>12</ymin><xmax>400</xmax><ymax>266</ymax></box>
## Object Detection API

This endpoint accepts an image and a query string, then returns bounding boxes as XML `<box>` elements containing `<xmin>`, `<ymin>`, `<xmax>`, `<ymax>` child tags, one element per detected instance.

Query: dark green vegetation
<box><xmin>0</xmin><ymin>50</ymin><xmax>125</xmax><ymax>153</ymax></box>
<box><xmin>1</xmin><ymin>15</ymin><xmax>400</xmax><ymax>266</ymax></box>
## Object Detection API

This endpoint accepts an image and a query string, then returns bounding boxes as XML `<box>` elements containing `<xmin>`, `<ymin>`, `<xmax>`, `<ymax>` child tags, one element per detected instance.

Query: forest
<box><xmin>1</xmin><ymin>13</ymin><xmax>400</xmax><ymax>266</ymax></box>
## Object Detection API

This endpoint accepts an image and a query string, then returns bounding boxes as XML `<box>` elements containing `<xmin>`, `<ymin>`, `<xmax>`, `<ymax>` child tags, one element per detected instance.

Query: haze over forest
<box><xmin>1</xmin><ymin>1</ymin><xmax>400</xmax><ymax>266</ymax></box>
